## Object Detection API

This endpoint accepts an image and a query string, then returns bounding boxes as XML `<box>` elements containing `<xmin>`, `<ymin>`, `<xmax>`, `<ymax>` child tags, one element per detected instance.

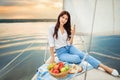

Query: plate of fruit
<box><xmin>47</xmin><ymin>62</ymin><xmax>70</xmax><ymax>78</ymax></box>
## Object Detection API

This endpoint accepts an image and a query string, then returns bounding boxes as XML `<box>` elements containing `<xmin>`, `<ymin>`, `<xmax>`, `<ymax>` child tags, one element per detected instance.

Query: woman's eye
<box><xmin>61</xmin><ymin>16</ymin><xmax>68</xmax><ymax>20</ymax></box>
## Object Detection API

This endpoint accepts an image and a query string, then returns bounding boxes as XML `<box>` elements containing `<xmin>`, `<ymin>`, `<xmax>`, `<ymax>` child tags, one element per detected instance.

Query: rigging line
<box><xmin>69</xmin><ymin>52</ymin><xmax>89</xmax><ymax>80</ymax></box>
<box><xmin>69</xmin><ymin>1</ymin><xmax>91</xmax><ymax>80</ymax></box>
<box><xmin>112</xmin><ymin>0</ymin><xmax>115</xmax><ymax>35</ymax></box>
<box><xmin>44</xmin><ymin>40</ymin><xmax>48</xmax><ymax>63</ymax></box>
<box><xmin>0</xmin><ymin>42</ymin><xmax>34</xmax><ymax>73</ymax></box>
<box><xmin>62</xmin><ymin>0</ymin><xmax>65</xmax><ymax>10</ymax></box>
<box><xmin>83</xmin><ymin>0</ymin><xmax>98</xmax><ymax>80</ymax></box>
<box><xmin>88</xmin><ymin>0</ymin><xmax>97</xmax><ymax>52</ymax></box>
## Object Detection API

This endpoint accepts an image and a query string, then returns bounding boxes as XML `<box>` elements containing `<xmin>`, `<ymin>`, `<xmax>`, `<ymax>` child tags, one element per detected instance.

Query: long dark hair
<box><xmin>53</xmin><ymin>11</ymin><xmax>71</xmax><ymax>40</ymax></box>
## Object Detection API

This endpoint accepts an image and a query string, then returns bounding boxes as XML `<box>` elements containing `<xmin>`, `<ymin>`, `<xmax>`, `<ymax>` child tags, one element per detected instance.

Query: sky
<box><xmin>0</xmin><ymin>0</ymin><xmax>119</xmax><ymax>35</ymax></box>
<box><xmin>0</xmin><ymin>0</ymin><xmax>63</xmax><ymax>19</ymax></box>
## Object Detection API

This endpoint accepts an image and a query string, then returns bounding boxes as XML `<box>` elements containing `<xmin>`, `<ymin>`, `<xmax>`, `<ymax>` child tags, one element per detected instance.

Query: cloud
<box><xmin>0</xmin><ymin>0</ymin><xmax>63</xmax><ymax>19</ymax></box>
<box><xmin>0</xmin><ymin>0</ymin><xmax>35</xmax><ymax>6</ymax></box>
<box><xmin>0</xmin><ymin>0</ymin><xmax>62</xmax><ymax>7</ymax></box>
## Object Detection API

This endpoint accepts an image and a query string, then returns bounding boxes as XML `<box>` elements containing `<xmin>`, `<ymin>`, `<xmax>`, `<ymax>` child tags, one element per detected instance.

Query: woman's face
<box><xmin>59</xmin><ymin>14</ymin><xmax>68</xmax><ymax>26</ymax></box>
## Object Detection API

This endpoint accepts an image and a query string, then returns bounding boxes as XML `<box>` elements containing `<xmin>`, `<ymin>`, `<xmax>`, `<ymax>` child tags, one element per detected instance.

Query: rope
<box><xmin>44</xmin><ymin>41</ymin><xmax>48</xmax><ymax>63</ymax></box>
<box><xmin>88</xmin><ymin>0</ymin><xmax>97</xmax><ymax>52</ymax></box>
<box><xmin>71</xmin><ymin>51</ymin><xmax>88</xmax><ymax>80</ymax></box>
<box><xmin>70</xmin><ymin>35</ymin><xmax>89</xmax><ymax>80</ymax></box>
<box><xmin>84</xmin><ymin>0</ymin><xmax>98</xmax><ymax>80</ymax></box>
<box><xmin>63</xmin><ymin>0</ymin><xmax>98</xmax><ymax>80</ymax></box>
<box><xmin>112</xmin><ymin>0</ymin><xmax>115</xmax><ymax>35</ymax></box>
<box><xmin>63</xmin><ymin>0</ymin><xmax>98</xmax><ymax>79</ymax></box>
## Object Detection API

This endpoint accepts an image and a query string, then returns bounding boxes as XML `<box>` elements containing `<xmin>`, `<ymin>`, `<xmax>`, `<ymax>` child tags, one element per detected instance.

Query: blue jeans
<box><xmin>55</xmin><ymin>45</ymin><xmax>101</xmax><ymax>68</ymax></box>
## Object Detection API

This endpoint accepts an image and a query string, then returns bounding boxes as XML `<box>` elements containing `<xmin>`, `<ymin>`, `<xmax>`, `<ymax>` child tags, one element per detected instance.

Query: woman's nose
<box><xmin>62</xmin><ymin>18</ymin><xmax>66</xmax><ymax>22</ymax></box>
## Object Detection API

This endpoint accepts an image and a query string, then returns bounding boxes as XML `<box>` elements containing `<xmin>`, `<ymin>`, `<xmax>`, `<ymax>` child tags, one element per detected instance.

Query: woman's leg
<box><xmin>58</xmin><ymin>53</ymin><xmax>81</xmax><ymax>64</ymax></box>
<box><xmin>56</xmin><ymin>46</ymin><xmax>83</xmax><ymax>72</ymax></box>
<box><xmin>99</xmin><ymin>63</ymin><xmax>119</xmax><ymax>76</ymax></box>
<box><xmin>99</xmin><ymin>63</ymin><xmax>113</xmax><ymax>73</ymax></box>
<box><xmin>69</xmin><ymin>45</ymin><xmax>100</xmax><ymax>68</ymax></box>
<box><xmin>69</xmin><ymin>45</ymin><xmax>119</xmax><ymax>76</ymax></box>
<box><xmin>56</xmin><ymin>46</ymin><xmax>81</xmax><ymax>64</ymax></box>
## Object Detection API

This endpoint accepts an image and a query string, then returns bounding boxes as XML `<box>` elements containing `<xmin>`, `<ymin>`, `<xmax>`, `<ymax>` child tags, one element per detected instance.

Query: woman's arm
<box><xmin>48</xmin><ymin>26</ymin><xmax>55</xmax><ymax>63</ymax></box>
<box><xmin>49</xmin><ymin>47</ymin><xmax>55</xmax><ymax>63</ymax></box>
<box><xmin>69</xmin><ymin>25</ymin><xmax>75</xmax><ymax>44</ymax></box>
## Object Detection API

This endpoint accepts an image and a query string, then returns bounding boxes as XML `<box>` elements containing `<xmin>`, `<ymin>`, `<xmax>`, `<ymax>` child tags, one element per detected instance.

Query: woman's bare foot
<box><xmin>99</xmin><ymin>63</ymin><xmax>119</xmax><ymax>76</ymax></box>
<box><xmin>69</xmin><ymin>64</ymin><xmax>83</xmax><ymax>74</ymax></box>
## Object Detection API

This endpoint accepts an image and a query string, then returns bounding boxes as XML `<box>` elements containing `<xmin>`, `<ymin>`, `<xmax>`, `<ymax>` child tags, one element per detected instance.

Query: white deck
<box><xmin>70</xmin><ymin>69</ymin><xmax>120</xmax><ymax>80</ymax></box>
<box><xmin>31</xmin><ymin>68</ymin><xmax>120</xmax><ymax>80</ymax></box>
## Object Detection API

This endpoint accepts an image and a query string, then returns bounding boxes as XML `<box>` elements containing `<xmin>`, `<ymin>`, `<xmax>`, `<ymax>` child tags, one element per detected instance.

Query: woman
<box><xmin>48</xmin><ymin>10</ymin><xmax>119</xmax><ymax>76</ymax></box>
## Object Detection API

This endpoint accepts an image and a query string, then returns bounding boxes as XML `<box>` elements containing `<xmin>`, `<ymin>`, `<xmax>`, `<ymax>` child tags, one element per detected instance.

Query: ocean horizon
<box><xmin>0</xmin><ymin>19</ymin><xmax>56</xmax><ymax>23</ymax></box>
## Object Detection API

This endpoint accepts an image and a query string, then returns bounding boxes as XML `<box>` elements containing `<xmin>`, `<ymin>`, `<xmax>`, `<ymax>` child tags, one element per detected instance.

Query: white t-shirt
<box><xmin>48</xmin><ymin>26</ymin><xmax>69</xmax><ymax>49</ymax></box>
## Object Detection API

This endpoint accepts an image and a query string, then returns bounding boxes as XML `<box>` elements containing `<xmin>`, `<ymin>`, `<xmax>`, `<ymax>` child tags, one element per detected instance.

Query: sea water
<box><xmin>0</xmin><ymin>22</ymin><xmax>54</xmax><ymax>80</ymax></box>
<box><xmin>0</xmin><ymin>22</ymin><xmax>120</xmax><ymax>80</ymax></box>
<box><xmin>90</xmin><ymin>35</ymin><xmax>120</xmax><ymax>73</ymax></box>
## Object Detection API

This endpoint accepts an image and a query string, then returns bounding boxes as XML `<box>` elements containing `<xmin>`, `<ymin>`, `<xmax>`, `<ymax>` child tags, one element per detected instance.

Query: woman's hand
<box><xmin>49</xmin><ymin>56</ymin><xmax>55</xmax><ymax>63</ymax></box>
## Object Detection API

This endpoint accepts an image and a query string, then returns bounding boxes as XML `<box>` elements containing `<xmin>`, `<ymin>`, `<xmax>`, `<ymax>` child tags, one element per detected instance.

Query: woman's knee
<box><xmin>68</xmin><ymin>55</ymin><xmax>81</xmax><ymax>64</ymax></box>
<box><xmin>59</xmin><ymin>54</ymin><xmax>81</xmax><ymax>64</ymax></box>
